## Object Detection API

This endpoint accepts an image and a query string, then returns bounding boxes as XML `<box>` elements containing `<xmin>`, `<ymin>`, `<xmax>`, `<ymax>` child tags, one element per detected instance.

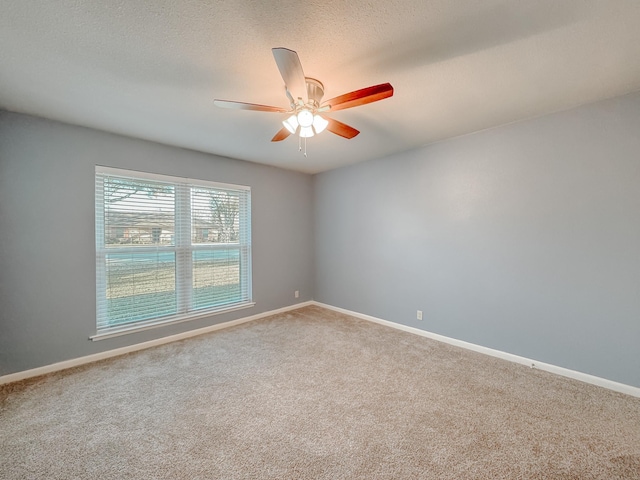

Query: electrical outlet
<box><xmin>294</xmin><ymin>290</ymin><xmax>299</xmax><ymax>298</ymax></box>
<box><xmin>417</xmin><ymin>310</ymin><xmax>423</xmax><ymax>320</ymax></box>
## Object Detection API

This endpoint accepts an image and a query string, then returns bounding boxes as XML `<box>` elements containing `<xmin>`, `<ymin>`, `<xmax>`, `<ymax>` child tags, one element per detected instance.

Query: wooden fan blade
<box><xmin>326</xmin><ymin>118</ymin><xmax>360</xmax><ymax>139</ymax></box>
<box><xmin>272</xmin><ymin>48</ymin><xmax>308</xmax><ymax>104</ymax></box>
<box><xmin>214</xmin><ymin>99</ymin><xmax>288</xmax><ymax>113</ymax></box>
<box><xmin>322</xmin><ymin>83</ymin><xmax>393</xmax><ymax>112</ymax></box>
<box><xmin>271</xmin><ymin>126</ymin><xmax>292</xmax><ymax>142</ymax></box>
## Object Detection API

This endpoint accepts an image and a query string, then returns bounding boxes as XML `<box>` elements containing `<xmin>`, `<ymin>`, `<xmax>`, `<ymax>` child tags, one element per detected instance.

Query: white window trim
<box><xmin>92</xmin><ymin>166</ymin><xmax>253</xmax><ymax>341</ymax></box>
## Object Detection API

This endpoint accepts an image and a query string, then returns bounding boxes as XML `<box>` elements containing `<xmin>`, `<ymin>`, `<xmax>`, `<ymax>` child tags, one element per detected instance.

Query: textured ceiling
<box><xmin>2</xmin><ymin>1</ymin><xmax>640</xmax><ymax>173</ymax></box>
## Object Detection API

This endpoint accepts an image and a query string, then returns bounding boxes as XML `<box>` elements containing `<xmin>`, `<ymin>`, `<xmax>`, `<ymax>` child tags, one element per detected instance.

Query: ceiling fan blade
<box><xmin>214</xmin><ymin>99</ymin><xmax>288</xmax><ymax>113</ymax></box>
<box><xmin>271</xmin><ymin>126</ymin><xmax>292</xmax><ymax>142</ymax></box>
<box><xmin>322</xmin><ymin>83</ymin><xmax>393</xmax><ymax>112</ymax></box>
<box><xmin>326</xmin><ymin>118</ymin><xmax>360</xmax><ymax>139</ymax></box>
<box><xmin>272</xmin><ymin>48</ymin><xmax>308</xmax><ymax>104</ymax></box>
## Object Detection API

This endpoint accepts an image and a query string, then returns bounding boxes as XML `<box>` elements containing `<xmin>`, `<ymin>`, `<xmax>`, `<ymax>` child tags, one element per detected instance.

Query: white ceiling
<box><xmin>2</xmin><ymin>1</ymin><xmax>640</xmax><ymax>174</ymax></box>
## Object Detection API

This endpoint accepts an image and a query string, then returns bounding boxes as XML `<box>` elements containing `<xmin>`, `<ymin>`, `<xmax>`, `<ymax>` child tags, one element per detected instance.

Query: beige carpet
<box><xmin>1</xmin><ymin>305</ymin><xmax>639</xmax><ymax>479</ymax></box>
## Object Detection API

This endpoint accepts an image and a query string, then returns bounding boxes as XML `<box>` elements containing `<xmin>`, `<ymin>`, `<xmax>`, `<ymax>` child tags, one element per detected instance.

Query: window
<box><xmin>94</xmin><ymin>167</ymin><xmax>252</xmax><ymax>338</ymax></box>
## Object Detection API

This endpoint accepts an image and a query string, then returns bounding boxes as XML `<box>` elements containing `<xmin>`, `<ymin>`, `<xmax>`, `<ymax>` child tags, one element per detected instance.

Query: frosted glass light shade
<box><xmin>299</xmin><ymin>126</ymin><xmax>314</xmax><ymax>138</ymax></box>
<box><xmin>282</xmin><ymin>115</ymin><xmax>298</xmax><ymax>134</ymax></box>
<box><xmin>312</xmin><ymin>115</ymin><xmax>328</xmax><ymax>134</ymax></box>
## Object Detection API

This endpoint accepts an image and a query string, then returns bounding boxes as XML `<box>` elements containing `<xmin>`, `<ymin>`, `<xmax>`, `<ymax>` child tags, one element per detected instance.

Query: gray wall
<box><xmin>314</xmin><ymin>92</ymin><xmax>640</xmax><ymax>388</ymax></box>
<box><xmin>0</xmin><ymin>111</ymin><xmax>314</xmax><ymax>375</ymax></box>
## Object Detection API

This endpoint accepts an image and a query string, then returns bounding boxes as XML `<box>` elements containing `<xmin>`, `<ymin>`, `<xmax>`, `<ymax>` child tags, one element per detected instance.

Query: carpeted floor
<box><xmin>1</xmin><ymin>305</ymin><xmax>639</xmax><ymax>479</ymax></box>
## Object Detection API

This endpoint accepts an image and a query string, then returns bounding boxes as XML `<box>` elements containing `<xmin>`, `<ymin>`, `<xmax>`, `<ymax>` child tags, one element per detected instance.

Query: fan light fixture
<box><xmin>282</xmin><ymin>109</ymin><xmax>329</xmax><ymax>138</ymax></box>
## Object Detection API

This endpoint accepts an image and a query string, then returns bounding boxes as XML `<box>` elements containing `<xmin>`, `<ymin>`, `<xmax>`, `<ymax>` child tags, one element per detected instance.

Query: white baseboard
<box><xmin>0</xmin><ymin>301</ymin><xmax>313</xmax><ymax>386</ymax></box>
<box><xmin>312</xmin><ymin>301</ymin><xmax>640</xmax><ymax>398</ymax></box>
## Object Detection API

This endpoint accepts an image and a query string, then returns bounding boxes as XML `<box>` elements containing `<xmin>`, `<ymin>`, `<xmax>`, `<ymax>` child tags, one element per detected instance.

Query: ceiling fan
<box><xmin>214</xmin><ymin>48</ymin><xmax>394</xmax><ymax>146</ymax></box>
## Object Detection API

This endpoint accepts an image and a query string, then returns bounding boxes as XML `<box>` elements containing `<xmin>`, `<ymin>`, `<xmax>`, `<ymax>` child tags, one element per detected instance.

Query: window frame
<box><xmin>92</xmin><ymin>166</ymin><xmax>253</xmax><ymax>340</ymax></box>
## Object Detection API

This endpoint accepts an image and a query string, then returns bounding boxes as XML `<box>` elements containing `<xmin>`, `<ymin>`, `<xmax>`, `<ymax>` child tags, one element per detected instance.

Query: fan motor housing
<box><xmin>305</xmin><ymin>78</ymin><xmax>324</xmax><ymax>107</ymax></box>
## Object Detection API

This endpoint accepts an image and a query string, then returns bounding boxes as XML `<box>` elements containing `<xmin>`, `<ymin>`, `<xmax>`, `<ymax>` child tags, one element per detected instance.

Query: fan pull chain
<box><xmin>295</xmin><ymin>134</ymin><xmax>308</xmax><ymax>157</ymax></box>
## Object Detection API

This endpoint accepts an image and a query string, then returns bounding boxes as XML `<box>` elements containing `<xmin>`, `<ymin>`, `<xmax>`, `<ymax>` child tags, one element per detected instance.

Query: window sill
<box><xmin>90</xmin><ymin>302</ymin><xmax>256</xmax><ymax>341</ymax></box>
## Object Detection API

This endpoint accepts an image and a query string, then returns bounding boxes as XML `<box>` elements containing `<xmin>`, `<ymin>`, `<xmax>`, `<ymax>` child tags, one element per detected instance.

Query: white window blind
<box><xmin>95</xmin><ymin>167</ymin><xmax>252</xmax><ymax>337</ymax></box>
